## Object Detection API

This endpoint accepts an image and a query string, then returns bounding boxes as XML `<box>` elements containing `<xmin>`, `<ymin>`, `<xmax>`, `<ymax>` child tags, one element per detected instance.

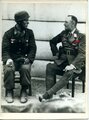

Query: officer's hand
<box><xmin>63</xmin><ymin>64</ymin><xmax>76</xmax><ymax>72</ymax></box>
<box><xmin>24</xmin><ymin>58</ymin><xmax>30</xmax><ymax>64</ymax></box>
<box><xmin>6</xmin><ymin>59</ymin><xmax>14</xmax><ymax>67</ymax></box>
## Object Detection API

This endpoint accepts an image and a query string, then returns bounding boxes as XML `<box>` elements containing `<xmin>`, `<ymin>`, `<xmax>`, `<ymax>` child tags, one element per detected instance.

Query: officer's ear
<box><xmin>71</xmin><ymin>20</ymin><xmax>76</xmax><ymax>27</ymax></box>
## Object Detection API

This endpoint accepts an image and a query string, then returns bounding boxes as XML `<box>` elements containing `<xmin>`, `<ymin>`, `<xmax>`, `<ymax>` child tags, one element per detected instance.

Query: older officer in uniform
<box><xmin>39</xmin><ymin>15</ymin><xmax>85</xmax><ymax>101</ymax></box>
<box><xmin>2</xmin><ymin>11</ymin><xmax>37</xmax><ymax>103</ymax></box>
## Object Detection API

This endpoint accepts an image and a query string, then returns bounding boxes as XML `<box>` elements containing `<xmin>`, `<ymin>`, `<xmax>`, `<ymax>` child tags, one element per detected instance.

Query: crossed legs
<box><xmin>40</xmin><ymin>63</ymin><xmax>74</xmax><ymax>100</ymax></box>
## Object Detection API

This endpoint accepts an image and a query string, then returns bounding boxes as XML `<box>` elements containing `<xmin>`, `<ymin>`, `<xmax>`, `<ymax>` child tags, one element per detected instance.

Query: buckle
<box><xmin>67</xmin><ymin>50</ymin><xmax>70</xmax><ymax>55</ymax></box>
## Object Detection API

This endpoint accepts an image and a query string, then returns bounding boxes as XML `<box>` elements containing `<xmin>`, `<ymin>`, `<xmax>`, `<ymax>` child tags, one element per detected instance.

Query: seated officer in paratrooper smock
<box><xmin>39</xmin><ymin>15</ymin><xmax>85</xmax><ymax>101</ymax></box>
<box><xmin>2</xmin><ymin>11</ymin><xmax>37</xmax><ymax>103</ymax></box>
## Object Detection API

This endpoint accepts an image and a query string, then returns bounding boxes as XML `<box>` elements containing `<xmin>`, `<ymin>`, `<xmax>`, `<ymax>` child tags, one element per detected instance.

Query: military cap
<box><xmin>14</xmin><ymin>11</ymin><xmax>30</xmax><ymax>22</ymax></box>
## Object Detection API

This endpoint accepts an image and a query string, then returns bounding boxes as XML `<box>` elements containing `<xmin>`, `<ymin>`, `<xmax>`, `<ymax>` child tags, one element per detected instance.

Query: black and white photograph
<box><xmin>0</xmin><ymin>0</ymin><xmax>88</xmax><ymax>119</ymax></box>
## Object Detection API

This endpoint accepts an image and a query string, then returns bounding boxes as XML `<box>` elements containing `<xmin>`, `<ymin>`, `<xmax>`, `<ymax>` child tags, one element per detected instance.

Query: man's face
<box><xmin>19</xmin><ymin>19</ymin><xmax>29</xmax><ymax>29</ymax></box>
<box><xmin>64</xmin><ymin>16</ymin><xmax>73</xmax><ymax>31</ymax></box>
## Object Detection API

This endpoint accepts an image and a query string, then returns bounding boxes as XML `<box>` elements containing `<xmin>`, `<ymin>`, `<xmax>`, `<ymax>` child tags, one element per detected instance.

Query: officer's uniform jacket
<box><xmin>2</xmin><ymin>26</ymin><xmax>37</xmax><ymax>64</ymax></box>
<box><xmin>50</xmin><ymin>29</ymin><xmax>85</xmax><ymax>69</ymax></box>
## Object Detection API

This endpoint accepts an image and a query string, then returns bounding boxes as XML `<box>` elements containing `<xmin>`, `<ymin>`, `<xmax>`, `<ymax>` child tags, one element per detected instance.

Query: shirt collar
<box><xmin>71</xmin><ymin>28</ymin><xmax>76</xmax><ymax>34</ymax></box>
<box><xmin>14</xmin><ymin>25</ymin><xmax>25</xmax><ymax>37</ymax></box>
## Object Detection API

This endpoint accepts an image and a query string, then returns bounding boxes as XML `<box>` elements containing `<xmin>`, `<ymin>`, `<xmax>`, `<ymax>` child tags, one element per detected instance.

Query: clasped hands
<box><xmin>16</xmin><ymin>57</ymin><xmax>30</xmax><ymax>64</ymax></box>
<box><xmin>6</xmin><ymin>58</ymin><xmax>30</xmax><ymax>67</ymax></box>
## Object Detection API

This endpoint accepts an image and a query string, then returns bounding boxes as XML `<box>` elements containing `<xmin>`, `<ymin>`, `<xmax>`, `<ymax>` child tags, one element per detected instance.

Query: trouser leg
<box><xmin>3</xmin><ymin>65</ymin><xmax>15</xmax><ymax>103</ymax></box>
<box><xmin>46</xmin><ymin>63</ymin><xmax>65</xmax><ymax>91</ymax></box>
<box><xmin>19</xmin><ymin>64</ymin><xmax>31</xmax><ymax>103</ymax></box>
<box><xmin>4</xmin><ymin>65</ymin><xmax>15</xmax><ymax>90</ymax></box>
<box><xmin>46</xmin><ymin>63</ymin><xmax>56</xmax><ymax>91</ymax></box>
<box><xmin>47</xmin><ymin>70</ymin><xmax>74</xmax><ymax>97</ymax></box>
<box><xmin>19</xmin><ymin>64</ymin><xmax>31</xmax><ymax>89</ymax></box>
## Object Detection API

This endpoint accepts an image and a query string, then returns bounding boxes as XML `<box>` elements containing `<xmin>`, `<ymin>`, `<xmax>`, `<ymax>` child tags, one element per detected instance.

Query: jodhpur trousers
<box><xmin>3</xmin><ymin>63</ymin><xmax>31</xmax><ymax>90</ymax></box>
<box><xmin>45</xmin><ymin>63</ymin><xmax>74</xmax><ymax>96</ymax></box>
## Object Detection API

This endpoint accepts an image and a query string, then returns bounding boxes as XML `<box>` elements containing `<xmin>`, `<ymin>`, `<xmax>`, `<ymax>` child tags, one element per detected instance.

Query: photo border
<box><xmin>0</xmin><ymin>0</ymin><xmax>88</xmax><ymax>119</ymax></box>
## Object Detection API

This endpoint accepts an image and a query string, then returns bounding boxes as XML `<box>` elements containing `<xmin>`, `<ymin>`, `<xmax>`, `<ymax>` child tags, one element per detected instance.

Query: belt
<box><xmin>65</xmin><ymin>50</ymin><xmax>76</xmax><ymax>55</ymax></box>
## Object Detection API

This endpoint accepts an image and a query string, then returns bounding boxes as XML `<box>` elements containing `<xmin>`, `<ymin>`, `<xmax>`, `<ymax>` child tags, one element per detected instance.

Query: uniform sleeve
<box><xmin>72</xmin><ymin>34</ymin><xmax>85</xmax><ymax>69</ymax></box>
<box><xmin>28</xmin><ymin>30</ymin><xmax>37</xmax><ymax>64</ymax></box>
<box><xmin>2</xmin><ymin>32</ymin><xmax>11</xmax><ymax>64</ymax></box>
<box><xmin>50</xmin><ymin>31</ymin><xmax>63</xmax><ymax>56</ymax></box>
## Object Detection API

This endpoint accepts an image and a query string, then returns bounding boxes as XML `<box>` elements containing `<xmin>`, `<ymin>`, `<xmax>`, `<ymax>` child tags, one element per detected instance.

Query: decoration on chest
<box><xmin>72</xmin><ymin>33</ymin><xmax>80</xmax><ymax>46</ymax></box>
<box><xmin>11</xmin><ymin>39</ymin><xmax>16</xmax><ymax>43</ymax></box>
<box><xmin>62</xmin><ymin>33</ymin><xmax>80</xmax><ymax>46</ymax></box>
<box><xmin>26</xmin><ymin>40</ymin><xmax>29</xmax><ymax>46</ymax></box>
